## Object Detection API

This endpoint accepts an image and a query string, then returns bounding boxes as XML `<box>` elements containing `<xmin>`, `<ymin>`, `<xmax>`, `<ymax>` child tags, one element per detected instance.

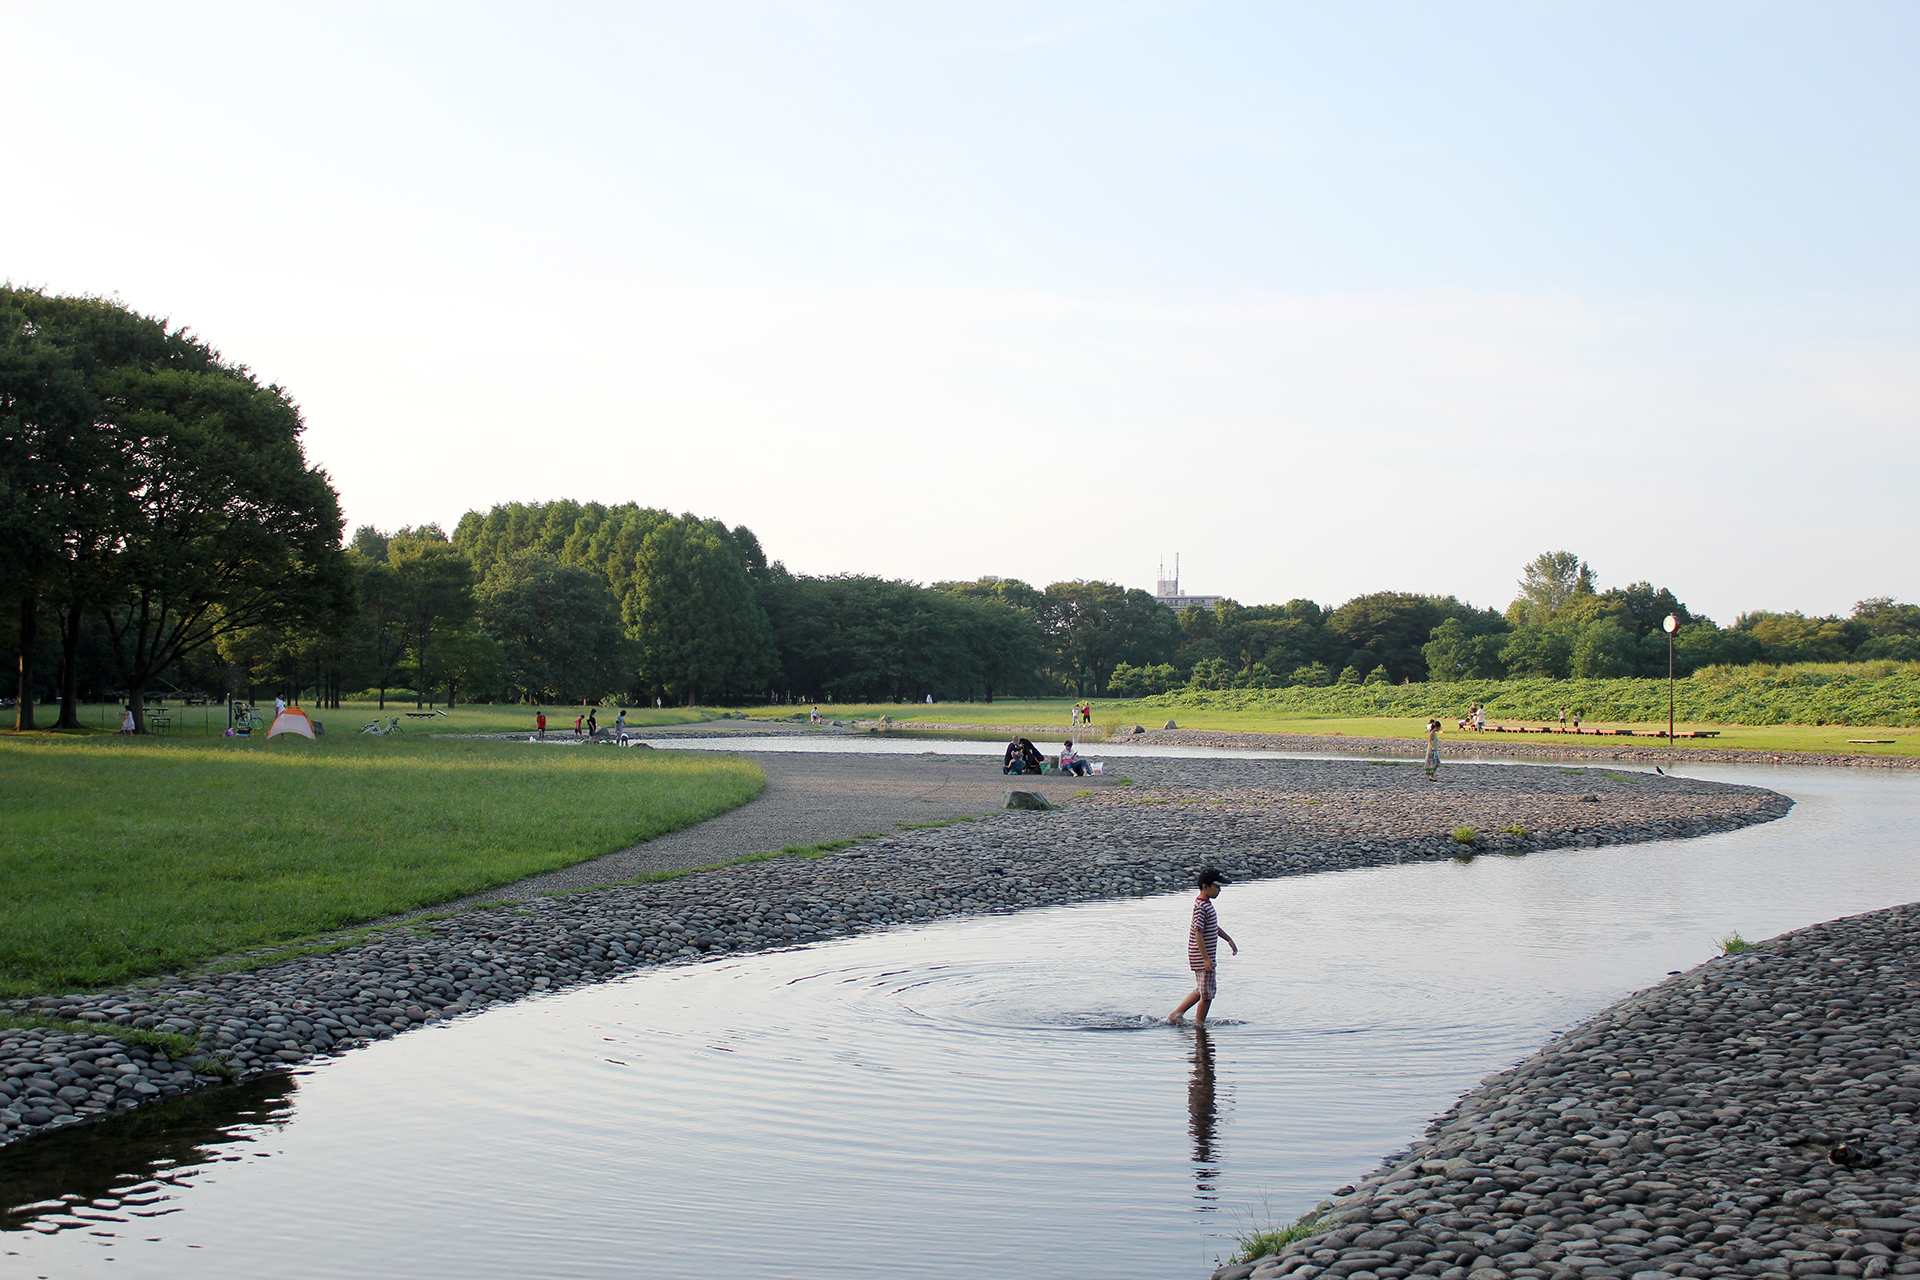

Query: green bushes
<box><xmin>1123</xmin><ymin>662</ymin><xmax>1920</xmax><ymax>727</ymax></box>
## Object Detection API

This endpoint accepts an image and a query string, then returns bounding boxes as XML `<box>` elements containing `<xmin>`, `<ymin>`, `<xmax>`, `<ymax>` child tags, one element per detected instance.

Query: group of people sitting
<box><xmin>1001</xmin><ymin>735</ymin><xmax>1095</xmax><ymax>776</ymax></box>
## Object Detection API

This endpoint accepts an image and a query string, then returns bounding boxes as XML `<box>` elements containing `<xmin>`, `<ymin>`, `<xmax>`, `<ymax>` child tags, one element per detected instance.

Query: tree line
<box><xmin>1111</xmin><ymin>551</ymin><xmax>1919</xmax><ymax>697</ymax></box>
<box><xmin>9</xmin><ymin>291</ymin><xmax>1917</xmax><ymax>730</ymax></box>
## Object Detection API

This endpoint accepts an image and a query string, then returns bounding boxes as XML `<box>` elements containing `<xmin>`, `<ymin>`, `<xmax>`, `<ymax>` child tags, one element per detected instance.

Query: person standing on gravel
<box><xmin>1169</xmin><ymin>868</ymin><xmax>1237</xmax><ymax>1027</ymax></box>
<box><xmin>1424</xmin><ymin>719</ymin><xmax>1442</xmax><ymax>778</ymax></box>
<box><xmin>536</xmin><ymin>709</ymin><xmax>547</xmax><ymax>740</ymax></box>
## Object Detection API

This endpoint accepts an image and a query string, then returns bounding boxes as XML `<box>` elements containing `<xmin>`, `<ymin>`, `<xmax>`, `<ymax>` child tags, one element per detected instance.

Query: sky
<box><xmin>5</xmin><ymin>2</ymin><xmax>1916</xmax><ymax>624</ymax></box>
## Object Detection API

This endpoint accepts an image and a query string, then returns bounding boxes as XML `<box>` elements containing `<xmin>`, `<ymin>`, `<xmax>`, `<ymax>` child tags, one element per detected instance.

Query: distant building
<box><xmin>1152</xmin><ymin>556</ymin><xmax>1222</xmax><ymax>612</ymax></box>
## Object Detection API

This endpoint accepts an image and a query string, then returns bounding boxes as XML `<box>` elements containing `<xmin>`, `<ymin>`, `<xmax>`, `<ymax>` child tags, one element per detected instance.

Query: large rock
<box><xmin>1163</xmin><ymin>720</ymin><xmax>1178</xmax><ymax>730</ymax></box>
<box><xmin>1003</xmin><ymin>790</ymin><xmax>1053</xmax><ymax>811</ymax></box>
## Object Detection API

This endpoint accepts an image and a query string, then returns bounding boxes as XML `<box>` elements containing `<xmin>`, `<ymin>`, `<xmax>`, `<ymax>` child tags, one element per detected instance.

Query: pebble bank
<box><xmin>0</xmin><ymin>756</ymin><xmax>1786</xmax><ymax>1152</ymax></box>
<box><xmin>1216</xmin><ymin>903</ymin><xmax>1920</xmax><ymax>1280</ymax></box>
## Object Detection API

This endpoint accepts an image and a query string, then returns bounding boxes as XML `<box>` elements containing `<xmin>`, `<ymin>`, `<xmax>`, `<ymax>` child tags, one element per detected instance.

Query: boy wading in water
<box><xmin>1169</xmin><ymin>868</ymin><xmax>1238</xmax><ymax>1026</ymax></box>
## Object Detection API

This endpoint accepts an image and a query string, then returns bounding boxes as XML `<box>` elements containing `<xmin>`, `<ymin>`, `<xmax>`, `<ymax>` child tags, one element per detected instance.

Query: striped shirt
<box><xmin>1188</xmin><ymin>895</ymin><xmax>1219</xmax><ymax>969</ymax></box>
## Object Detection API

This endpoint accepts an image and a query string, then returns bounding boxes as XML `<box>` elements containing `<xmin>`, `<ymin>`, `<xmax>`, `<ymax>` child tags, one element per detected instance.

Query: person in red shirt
<box><xmin>1168</xmin><ymin>868</ymin><xmax>1237</xmax><ymax>1027</ymax></box>
<box><xmin>536</xmin><ymin>710</ymin><xmax>547</xmax><ymax>740</ymax></box>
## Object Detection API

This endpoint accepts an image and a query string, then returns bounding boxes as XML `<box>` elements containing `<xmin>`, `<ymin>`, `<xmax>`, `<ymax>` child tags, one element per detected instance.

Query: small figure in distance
<box><xmin>574</xmin><ymin>713</ymin><xmax>584</xmax><ymax>736</ymax></box>
<box><xmin>1169</xmin><ymin>868</ymin><xmax>1237</xmax><ymax>1027</ymax></box>
<box><xmin>275</xmin><ymin>694</ymin><xmax>287</xmax><ymax>717</ymax></box>
<box><xmin>615</xmin><ymin>707</ymin><xmax>628</xmax><ymax>745</ymax></box>
<box><xmin>1425</xmin><ymin>718</ymin><xmax>1442</xmax><ymax>779</ymax></box>
<box><xmin>1558</xmin><ymin>708</ymin><xmax>1567</xmax><ymax>732</ymax></box>
<box><xmin>810</xmin><ymin>706</ymin><xmax>821</xmax><ymax>724</ymax></box>
<box><xmin>536</xmin><ymin>709</ymin><xmax>546</xmax><ymax>740</ymax></box>
<box><xmin>587</xmin><ymin>708</ymin><xmax>598</xmax><ymax>738</ymax></box>
<box><xmin>120</xmin><ymin>705</ymin><xmax>136</xmax><ymax>734</ymax></box>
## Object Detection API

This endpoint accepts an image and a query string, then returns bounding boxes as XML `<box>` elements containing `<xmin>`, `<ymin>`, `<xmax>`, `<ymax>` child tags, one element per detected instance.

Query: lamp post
<box><xmin>1662</xmin><ymin>614</ymin><xmax>1679</xmax><ymax>747</ymax></box>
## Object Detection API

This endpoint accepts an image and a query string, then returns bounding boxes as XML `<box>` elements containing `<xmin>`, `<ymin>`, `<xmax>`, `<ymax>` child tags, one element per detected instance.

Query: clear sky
<box><xmin>6</xmin><ymin>2</ymin><xmax>1916</xmax><ymax>624</ymax></box>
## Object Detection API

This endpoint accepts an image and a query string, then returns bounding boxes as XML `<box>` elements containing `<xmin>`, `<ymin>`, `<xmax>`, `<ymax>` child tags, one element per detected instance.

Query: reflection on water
<box><xmin>1188</xmin><ymin>1028</ymin><xmax>1220</xmax><ymax>1207</ymax></box>
<box><xmin>4</xmin><ymin>763</ymin><xmax>1919</xmax><ymax>1280</ymax></box>
<box><xmin>1</xmin><ymin>1076</ymin><xmax>294</xmax><ymax>1238</ymax></box>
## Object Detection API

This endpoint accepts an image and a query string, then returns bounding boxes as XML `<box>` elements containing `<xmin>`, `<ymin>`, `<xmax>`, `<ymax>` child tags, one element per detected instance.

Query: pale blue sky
<box><xmin>5</xmin><ymin>2</ymin><xmax>1915</xmax><ymax>622</ymax></box>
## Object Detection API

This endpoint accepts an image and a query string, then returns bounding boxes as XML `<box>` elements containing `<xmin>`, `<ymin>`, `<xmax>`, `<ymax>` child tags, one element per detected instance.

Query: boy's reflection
<box><xmin>1188</xmin><ymin>1027</ymin><xmax>1219</xmax><ymax>1202</ymax></box>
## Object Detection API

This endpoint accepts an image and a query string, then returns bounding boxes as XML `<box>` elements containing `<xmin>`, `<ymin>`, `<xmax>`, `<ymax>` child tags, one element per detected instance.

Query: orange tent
<box><xmin>267</xmin><ymin>707</ymin><xmax>316</xmax><ymax>740</ymax></box>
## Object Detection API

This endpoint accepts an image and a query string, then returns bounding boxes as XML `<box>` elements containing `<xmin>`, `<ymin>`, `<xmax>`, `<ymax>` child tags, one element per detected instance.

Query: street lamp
<box><xmin>1662</xmin><ymin>614</ymin><xmax>1679</xmax><ymax>747</ymax></box>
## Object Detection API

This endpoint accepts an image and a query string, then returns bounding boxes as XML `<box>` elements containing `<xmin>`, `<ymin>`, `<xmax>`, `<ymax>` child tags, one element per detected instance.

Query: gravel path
<box><xmin>419</xmin><ymin>750</ymin><xmax>1106</xmax><ymax>910</ymax></box>
<box><xmin>0</xmin><ymin>755</ymin><xmax>1786</xmax><ymax>1156</ymax></box>
<box><xmin>1220</xmin><ymin>902</ymin><xmax>1920</xmax><ymax>1280</ymax></box>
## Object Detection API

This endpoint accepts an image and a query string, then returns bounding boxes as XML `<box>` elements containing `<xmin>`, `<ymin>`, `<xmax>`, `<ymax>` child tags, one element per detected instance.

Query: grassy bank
<box><xmin>737</xmin><ymin>698</ymin><xmax>1920</xmax><ymax>759</ymax></box>
<box><xmin>1130</xmin><ymin>663</ymin><xmax>1920</xmax><ymax>727</ymax></box>
<box><xmin>0</xmin><ymin>734</ymin><xmax>764</xmax><ymax>997</ymax></box>
<box><xmin>47</xmin><ymin>699</ymin><xmax>715</xmax><ymax>739</ymax></box>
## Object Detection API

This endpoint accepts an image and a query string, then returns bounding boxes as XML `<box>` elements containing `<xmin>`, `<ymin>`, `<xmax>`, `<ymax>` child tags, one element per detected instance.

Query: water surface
<box><xmin>5</xmin><ymin>762</ymin><xmax>1916</xmax><ymax>1279</ymax></box>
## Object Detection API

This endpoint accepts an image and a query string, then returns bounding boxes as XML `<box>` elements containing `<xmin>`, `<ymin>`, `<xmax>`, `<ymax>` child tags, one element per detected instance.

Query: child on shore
<box><xmin>1169</xmin><ymin>868</ymin><xmax>1237</xmax><ymax>1027</ymax></box>
<box><xmin>1425</xmin><ymin>719</ymin><xmax>1442</xmax><ymax>778</ymax></box>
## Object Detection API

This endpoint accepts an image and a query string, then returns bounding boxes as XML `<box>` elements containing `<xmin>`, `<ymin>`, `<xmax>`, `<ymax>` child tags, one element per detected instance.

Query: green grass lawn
<box><xmin>0</xmin><ymin>733</ymin><xmax>764</xmax><ymax>997</ymax></box>
<box><xmin>54</xmin><ymin>699</ymin><xmax>716</xmax><ymax>739</ymax></box>
<box><xmin>738</xmin><ymin>698</ymin><xmax>1920</xmax><ymax>758</ymax></box>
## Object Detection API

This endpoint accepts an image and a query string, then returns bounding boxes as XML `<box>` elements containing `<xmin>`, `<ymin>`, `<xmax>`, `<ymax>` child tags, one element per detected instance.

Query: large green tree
<box><xmin>1</xmin><ymin>289</ymin><xmax>169</xmax><ymax>729</ymax></box>
<box><xmin>628</xmin><ymin>515</ymin><xmax>777</xmax><ymax>704</ymax></box>
<box><xmin>1510</xmin><ymin>550</ymin><xmax>1595</xmax><ymax>627</ymax></box>
<box><xmin>0</xmin><ymin>290</ymin><xmax>349</xmax><ymax>731</ymax></box>
<box><xmin>1326</xmin><ymin>592</ymin><xmax>1494</xmax><ymax>683</ymax></box>
<box><xmin>387</xmin><ymin>526</ymin><xmax>476</xmax><ymax>708</ymax></box>
<box><xmin>476</xmin><ymin>551</ymin><xmax>634</xmax><ymax>702</ymax></box>
<box><xmin>1035</xmin><ymin>580</ymin><xmax>1180</xmax><ymax>695</ymax></box>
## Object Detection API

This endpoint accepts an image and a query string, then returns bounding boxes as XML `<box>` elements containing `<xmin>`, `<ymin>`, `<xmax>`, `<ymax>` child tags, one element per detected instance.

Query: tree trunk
<box><xmin>56</xmin><ymin>601</ymin><xmax>84</xmax><ymax>730</ymax></box>
<box><xmin>127</xmin><ymin>678</ymin><xmax>149</xmax><ymax>734</ymax></box>
<box><xmin>378</xmin><ymin>683</ymin><xmax>386</xmax><ymax>709</ymax></box>
<box><xmin>14</xmin><ymin>593</ymin><xmax>38</xmax><ymax>732</ymax></box>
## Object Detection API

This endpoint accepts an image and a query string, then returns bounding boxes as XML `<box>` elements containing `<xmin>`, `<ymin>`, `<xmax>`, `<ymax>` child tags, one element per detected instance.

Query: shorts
<box><xmin>1191</xmin><ymin>968</ymin><xmax>1217</xmax><ymax>1000</ymax></box>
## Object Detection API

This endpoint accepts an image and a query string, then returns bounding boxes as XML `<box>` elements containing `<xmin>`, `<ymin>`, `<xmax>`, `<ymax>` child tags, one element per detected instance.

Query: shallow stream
<box><xmin>5</xmin><ymin>761</ymin><xmax>1918</xmax><ymax>1279</ymax></box>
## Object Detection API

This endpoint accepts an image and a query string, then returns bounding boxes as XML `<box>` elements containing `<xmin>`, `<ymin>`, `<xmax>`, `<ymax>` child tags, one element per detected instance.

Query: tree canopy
<box><xmin>2</xmin><ymin>287</ymin><xmax>348</xmax><ymax>730</ymax></box>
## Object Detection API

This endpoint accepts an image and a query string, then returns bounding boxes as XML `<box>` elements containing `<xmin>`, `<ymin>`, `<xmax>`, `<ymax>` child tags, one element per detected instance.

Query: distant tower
<box><xmin>1152</xmin><ymin>553</ymin><xmax>1221</xmax><ymax>612</ymax></box>
<box><xmin>1156</xmin><ymin>553</ymin><xmax>1181</xmax><ymax>600</ymax></box>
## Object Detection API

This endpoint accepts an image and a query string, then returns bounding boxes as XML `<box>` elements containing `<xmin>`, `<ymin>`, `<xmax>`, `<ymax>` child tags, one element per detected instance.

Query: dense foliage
<box><xmin>2</xmin><ymin>287</ymin><xmax>348</xmax><ymax>731</ymax></box>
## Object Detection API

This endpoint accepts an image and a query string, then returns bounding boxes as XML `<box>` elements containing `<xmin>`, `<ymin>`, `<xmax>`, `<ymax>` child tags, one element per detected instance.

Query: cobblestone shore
<box><xmin>1216</xmin><ymin>903</ymin><xmax>1920</xmax><ymax>1280</ymax></box>
<box><xmin>0</xmin><ymin>756</ymin><xmax>1787</xmax><ymax>1151</ymax></box>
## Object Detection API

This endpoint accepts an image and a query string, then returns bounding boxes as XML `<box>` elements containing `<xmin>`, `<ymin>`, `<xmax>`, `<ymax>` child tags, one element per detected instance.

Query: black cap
<box><xmin>1196</xmin><ymin>867</ymin><xmax>1231</xmax><ymax>887</ymax></box>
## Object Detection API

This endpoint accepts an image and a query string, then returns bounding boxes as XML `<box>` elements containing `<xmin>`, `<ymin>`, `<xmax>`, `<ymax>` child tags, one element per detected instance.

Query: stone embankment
<box><xmin>0</xmin><ymin>757</ymin><xmax>1786</xmax><ymax>1150</ymax></box>
<box><xmin>1216</xmin><ymin>903</ymin><xmax>1920</xmax><ymax>1280</ymax></box>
